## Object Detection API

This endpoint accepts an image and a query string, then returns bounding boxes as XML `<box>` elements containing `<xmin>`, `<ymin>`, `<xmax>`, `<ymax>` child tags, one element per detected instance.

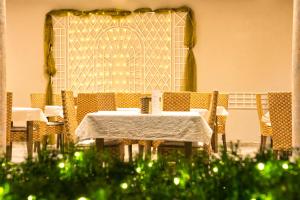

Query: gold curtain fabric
<box><xmin>44</xmin><ymin>6</ymin><xmax>197</xmax><ymax>103</ymax></box>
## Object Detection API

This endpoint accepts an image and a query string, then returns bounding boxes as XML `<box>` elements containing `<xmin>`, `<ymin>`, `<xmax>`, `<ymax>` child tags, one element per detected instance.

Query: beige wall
<box><xmin>6</xmin><ymin>0</ymin><xmax>293</xmax><ymax>143</ymax></box>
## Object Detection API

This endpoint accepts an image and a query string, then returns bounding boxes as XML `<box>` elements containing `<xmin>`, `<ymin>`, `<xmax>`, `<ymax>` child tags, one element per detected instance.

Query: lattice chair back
<box><xmin>6</xmin><ymin>92</ymin><xmax>12</xmax><ymax>144</ymax></box>
<box><xmin>77</xmin><ymin>93</ymin><xmax>100</xmax><ymax>123</ymax></box>
<box><xmin>142</xmin><ymin>93</ymin><xmax>152</xmax><ymax>98</ymax></box>
<box><xmin>162</xmin><ymin>92</ymin><xmax>191</xmax><ymax>111</ymax></box>
<box><xmin>207</xmin><ymin>91</ymin><xmax>219</xmax><ymax>130</ymax></box>
<box><xmin>218</xmin><ymin>94</ymin><xmax>229</xmax><ymax>109</ymax></box>
<box><xmin>97</xmin><ymin>93</ymin><xmax>116</xmax><ymax>111</ymax></box>
<box><xmin>256</xmin><ymin>94</ymin><xmax>272</xmax><ymax>136</ymax></box>
<box><xmin>216</xmin><ymin>93</ymin><xmax>229</xmax><ymax>134</ymax></box>
<box><xmin>116</xmin><ymin>93</ymin><xmax>142</xmax><ymax>108</ymax></box>
<box><xmin>190</xmin><ymin>92</ymin><xmax>211</xmax><ymax>109</ymax></box>
<box><xmin>61</xmin><ymin>90</ymin><xmax>78</xmax><ymax>143</ymax></box>
<box><xmin>31</xmin><ymin>93</ymin><xmax>46</xmax><ymax>110</ymax></box>
<box><xmin>268</xmin><ymin>92</ymin><xmax>292</xmax><ymax>151</ymax></box>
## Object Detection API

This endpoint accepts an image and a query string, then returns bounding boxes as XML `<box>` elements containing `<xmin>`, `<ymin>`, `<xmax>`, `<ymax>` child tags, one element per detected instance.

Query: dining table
<box><xmin>75</xmin><ymin>110</ymin><xmax>213</xmax><ymax>158</ymax></box>
<box><xmin>12</xmin><ymin>107</ymin><xmax>48</xmax><ymax>158</ymax></box>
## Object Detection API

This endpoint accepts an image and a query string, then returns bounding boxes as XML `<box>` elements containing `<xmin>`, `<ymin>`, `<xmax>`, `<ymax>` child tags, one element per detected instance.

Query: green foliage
<box><xmin>0</xmin><ymin>147</ymin><xmax>300</xmax><ymax>200</ymax></box>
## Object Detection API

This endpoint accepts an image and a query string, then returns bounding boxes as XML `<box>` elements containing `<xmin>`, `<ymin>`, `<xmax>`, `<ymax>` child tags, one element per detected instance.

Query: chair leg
<box><xmin>222</xmin><ymin>134</ymin><xmax>227</xmax><ymax>152</ymax></box>
<box><xmin>35</xmin><ymin>142</ymin><xmax>41</xmax><ymax>154</ymax></box>
<box><xmin>120</xmin><ymin>143</ymin><xmax>125</xmax><ymax>162</ymax></box>
<box><xmin>128</xmin><ymin>145</ymin><xmax>133</xmax><ymax>162</ymax></box>
<box><xmin>60</xmin><ymin>134</ymin><xmax>64</xmax><ymax>153</ymax></box>
<box><xmin>263</xmin><ymin>136</ymin><xmax>267</xmax><ymax>150</ymax></box>
<box><xmin>6</xmin><ymin>143</ymin><xmax>12</xmax><ymax>161</ymax></box>
<box><xmin>273</xmin><ymin>150</ymin><xmax>279</xmax><ymax>160</ymax></box>
<box><xmin>33</xmin><ymin>143</ymin><xmax>37</xmax><ymax>153</ymax></box>
<box><xmin>280</xmin><ymin>151</ymin><xmax>290</xmax><ymax>160</ymax></box>
<box><xmin>152</xmin><ymin>147</ymin><xmax>157</xmax><ymax>155</ymax></box>
<box><xmin>270</xmin><ymin>137</ymin><xmax>273</xmax><ymax>148</ymax></box>
<box><xmin>42</xmin><ymin>136</ymin><xmax>48</xmax><ymax>150</ymax></box>
<box><xmin>259</xmin><ymin>135</ymin><xmax>263</xmax><ymax>152</ymax></box>
<box><xmin>57</xmin><ymin>134</ymin><xmax>61</xmax><ymax>149</ymax></box>
<box><xmin>260</xmin><ymin>136</ymin><xmax>267</xmax><ymax>152</ymax></box>
<box><xmin>211</xmin><ymin>132</ymin><xmax>216</xmax><ymax>153</ymax></box>
<box><xmin>203</xmin><ymin>144</ymin><xmax>211</xmax><ymax>155</ymax></box>
<box><xmin>138</xmin><ymin>144</ymin><xmax>144</xmax><ymax>158</ymax></box>
<box><xmin>145</xmin><ymin>141</ymin><xmax>152</xmax><ymax>160</ymax></box>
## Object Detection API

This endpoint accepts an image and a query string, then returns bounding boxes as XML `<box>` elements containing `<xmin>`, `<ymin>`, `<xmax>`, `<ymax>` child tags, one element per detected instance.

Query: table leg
<box><xmin>27</xmin><ymin>121</ymin><xmax>33</xmax><ymax>159</ymax></box>
<box><xmin>96</xmin><ymin>138</ymin><xmax>104</xmax><ymax>154</ymax></box>
<box><xmin>138</xmin><ymin>144</ymin><xmax>144</xmax><ymax>158</ymax></box>
<box><xmin>211</xmin><ymin>118</ymin><xmax>218</xmax><ymax>153</ymax></box>
<box><xmin>214</xmin><ymin>118</ymin><xmax>219</xmax><ymax>153</ymax></box>
<box><xmin>145</xmin><ymin>141</ymin><xmax>152</xmax><ymax>160</ymax></box>
<box><xmin>128</xmin><ymin>145</ymin><xmax>133</xmax><ymax>162</ymax></box>
<box><xmin>184</xmin><ymin>142</ymin><xmax>192</xmax><ymax>159</ymax></box>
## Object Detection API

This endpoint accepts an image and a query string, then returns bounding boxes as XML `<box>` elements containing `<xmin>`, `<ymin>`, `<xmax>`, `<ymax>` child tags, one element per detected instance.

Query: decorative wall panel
<box><xmin>52</xmin><ymin>12</ymin><xmax>187</xmax><ymax>95</ymax></box>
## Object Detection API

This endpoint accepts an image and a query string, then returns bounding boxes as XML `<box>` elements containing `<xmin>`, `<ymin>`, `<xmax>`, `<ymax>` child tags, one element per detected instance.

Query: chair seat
<box><xmin>47</xmin><ymin>121</ymin><xmax>64</xmax><ymax>126</ymax></box>
<box><xmin>11</xmin><ymin>127</ymin><xmax>27</xmax><ymax>132</ymax></box>
<box><xmin>10</xmin><ymin>126</ymin><xmax>39</xmax><ymax>142</ymax></box>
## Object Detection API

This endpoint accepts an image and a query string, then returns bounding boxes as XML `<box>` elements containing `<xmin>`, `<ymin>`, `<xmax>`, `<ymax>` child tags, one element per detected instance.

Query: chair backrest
<box><xmin>6</xmin><ymin>92</ymin><xmax>12</xmax><ymax>143</ymax></box>
<box><xmin>77</xmin><ymin>92</ymin><xmax>116</xmax><ymax>123</ymax></box>
<box><xmin>190</xmin><ymin>92</ymin><xmax>211</xmax><ymax>109</ymax></box>
<box><xmin>97</xmin><ymin>93</ymin><xmax>116</xmax><ymax>111</ymax></box>
<box><xmin>218</xmin><ymin>93</ymin><xmax>229</xmax><ymax>109</ymax></box>
<box><xmin>77</xmin><ymin>93</ymin><xmax>100</xmax><ymax>123</ymax></box>
<box><xmin>31</xmin><ymin>93</ymin><xmax>46</xmax><ymax>110</ymax></box>
<box><xmin>115</xmin><ymin>93</ymin><xmax>142</xmax><ymax>108</ymax></box>
<box><xmin>162</xmin><ymin>92</ymin><xmax>191</xmax><ymax>111</ymax></box>
<box><xmin>207</xmin><ymin>91</ymin><xmax>219</xmax><ymax>130</ymax></box>
<box><xmin>268</xmin><ymin>92</ymin><xmax>292</xmax><ymax>151</ymax></box>
<box><xmin>61</xmin><ymin>90</ymin><xmax>78</xmax><ymax>143</ymax></box>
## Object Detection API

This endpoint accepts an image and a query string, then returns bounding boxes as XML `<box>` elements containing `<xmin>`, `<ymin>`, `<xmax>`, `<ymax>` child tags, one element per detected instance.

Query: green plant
<box><xmin>0</xmin><ymin>147</ymin><xmax>299</xmax><ymax>200</ymax></box>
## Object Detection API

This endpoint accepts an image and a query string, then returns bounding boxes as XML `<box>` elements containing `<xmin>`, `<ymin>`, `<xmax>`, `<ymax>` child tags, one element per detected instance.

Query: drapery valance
<box><xmin>44</xmin><ymin>6</ymin><xmax>197</xmax><ymax>104</ymax></box>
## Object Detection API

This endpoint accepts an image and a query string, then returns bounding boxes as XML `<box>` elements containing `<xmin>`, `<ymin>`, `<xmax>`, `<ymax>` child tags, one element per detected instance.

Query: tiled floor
<box><xmin>10</xmin><ymin>142</ymin><xmax>260</xmax><ymax>163</ymax></box>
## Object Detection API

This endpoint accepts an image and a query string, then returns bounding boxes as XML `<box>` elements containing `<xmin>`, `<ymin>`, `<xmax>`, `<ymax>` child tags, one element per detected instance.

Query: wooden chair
<box><xmin>61</xmin><ymin>91</ymin><xmax>124</xmax><ymax>160</ymax></box>
<box><xmin>30</xmin><ymin>93</ymin><xmax>64</xmax><ymax>150</ymax></box>
<box><xmin>6</xmin><ymin>92</ymin><xmax>42</xmax><ymax>160</ymax></box>
<box><xmin>77</xmin><ymin>92</ymin><xmax>116</xmax><ymax>123</ymax></box>
<box><xmin>190</xmin><ymin>92</ymin><xmax>211</xmax><ymax>110</ymax></box>
<box><xmin>256</xmin><ymin>94</ymin><xmax>272</xmax><ymax>152</ymax></box>
<box><xmin>268</xmin><ymin>92</ymin><xmax>292</xmax><ymax>158</ymax></box>
<box><xmin>115</xmin><ymin>93</ymin><xmax>142</xmax><ymax>162</ymax></box>
<box><xmin>157</xmin><ymin>91</ymin><xmax>219</xmax><ymax>156</ymax></box>
<box><xmin>115</xmin><ymin>93</ymin><xmax>142</xmax><ymax>108</ymax></box>
<box><xmin>162</xmin><ymin>92</ymin><xmax>190</xmax><ymax>111</ymax></box>
<box><xmin>216</xmin><ymin>94</ymin><xmax>229</xmax><ymax>152</ymax></box>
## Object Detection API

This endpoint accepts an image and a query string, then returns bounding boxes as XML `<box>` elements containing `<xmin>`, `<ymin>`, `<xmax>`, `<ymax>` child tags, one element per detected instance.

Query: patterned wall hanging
<box><xmin>44</xmin><ymin>7</ymin><xmax>196</xmax><ymax>102</ymax></box>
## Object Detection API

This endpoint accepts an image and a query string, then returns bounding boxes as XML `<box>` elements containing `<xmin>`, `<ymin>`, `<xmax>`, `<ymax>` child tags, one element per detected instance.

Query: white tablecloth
<box><xmin>44</xmin><ymin>105</ymin><xmax>64</xmax><ymax>117</ymax></box>
<box><xmin>262</xmin><ymin>112</ymin><xmax>271</xmax><ymax>126</ymax></box>
<box><xmin>190</xmin><ymin>106</ymin><xmax>229</xmax><ymax>117</ymax></box>
<box><xmin>76</xmin><ymin>111</ymin><xmax>213</xmax><ymax>144</ymax></box>
<box><xmin>12</xmin><ymin>107</ymin><xmax>48</xmax><ymax>127</ymax></box>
